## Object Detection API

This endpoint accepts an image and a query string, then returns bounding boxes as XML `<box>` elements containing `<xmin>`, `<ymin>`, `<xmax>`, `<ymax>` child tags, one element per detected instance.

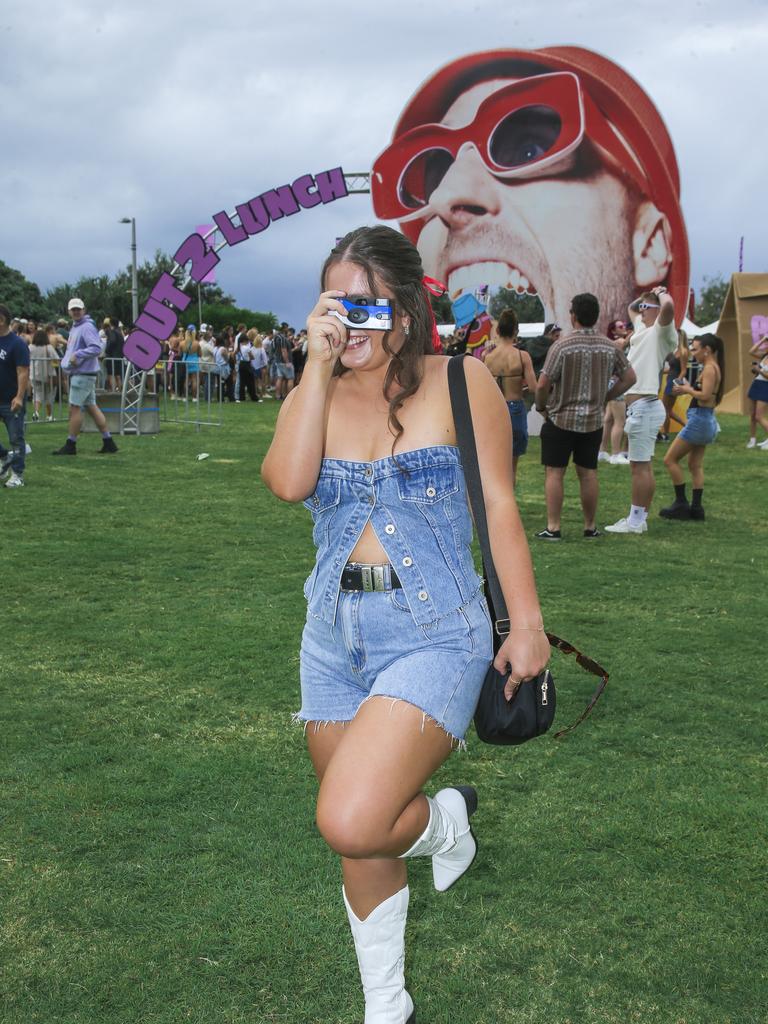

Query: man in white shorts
<box><xmin>605</xmin><ymin>286</ymin><xmax>676</xmax><ymax>534</ymax></box>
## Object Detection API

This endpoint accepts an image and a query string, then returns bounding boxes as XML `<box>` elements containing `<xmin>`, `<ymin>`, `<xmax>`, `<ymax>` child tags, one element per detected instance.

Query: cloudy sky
<box><xmin>2</xmin><ymin>0</ymin><xmax>766</xmax><ymax>327</ymax></box>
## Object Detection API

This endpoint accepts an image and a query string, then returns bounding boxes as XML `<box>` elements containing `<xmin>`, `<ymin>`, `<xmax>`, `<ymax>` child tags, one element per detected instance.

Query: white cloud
<box><xmin>2</xmin><ymin>0</ymin><xmax>766</xmax><ymax>323</ymax></box>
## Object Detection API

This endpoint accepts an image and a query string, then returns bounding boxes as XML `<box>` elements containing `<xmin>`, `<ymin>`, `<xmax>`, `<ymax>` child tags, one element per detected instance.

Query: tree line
<box><xmin>0</xmin><ymin>253</ymin><xmax>277</xmax><ymax>334</ymax></box>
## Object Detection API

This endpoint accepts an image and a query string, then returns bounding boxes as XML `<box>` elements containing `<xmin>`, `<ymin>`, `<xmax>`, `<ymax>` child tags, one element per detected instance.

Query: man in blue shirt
<box><xmin>0</xmin><ymin>303</ymin><xmax>31</xmax><ymax>488</ymax></box>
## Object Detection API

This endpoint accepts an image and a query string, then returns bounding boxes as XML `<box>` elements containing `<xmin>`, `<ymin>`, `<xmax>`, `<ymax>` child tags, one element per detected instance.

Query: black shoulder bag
<box><xmin>448</xmin><ymin>354</ymin><xmax>609</xmax><ymax>744</ymax></box>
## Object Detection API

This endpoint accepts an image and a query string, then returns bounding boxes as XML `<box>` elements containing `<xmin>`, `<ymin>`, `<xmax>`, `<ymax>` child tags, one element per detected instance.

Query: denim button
<box><xmin>385</xmin><ymin>524</ymin><xmax>395</xmax><ymax>534</ymax></box>
<box><xmin>417</xmin><ymin>590</ymin><xmax>428</xmax><ymax>601</ymax></box>
<box><xmin>426</xmin><ymin>486</ymin><xmax>436</xmax><ymax>497</ymax></box>
<box><xmin>402</xmin><ymin>557</ymin><xmax>413</xmax><ymax>567</ymax></box>
<box><xmin>364</xmin><ymin>467</ymin><xmax>372</xmax><ymax>477</ymax></box>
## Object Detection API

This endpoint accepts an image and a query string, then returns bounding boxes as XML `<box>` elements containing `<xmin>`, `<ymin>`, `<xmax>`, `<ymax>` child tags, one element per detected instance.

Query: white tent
<box><xmin>438</xmin><ymin>319</ymin><xmax>718</xmax><ymax>339</ymax></box>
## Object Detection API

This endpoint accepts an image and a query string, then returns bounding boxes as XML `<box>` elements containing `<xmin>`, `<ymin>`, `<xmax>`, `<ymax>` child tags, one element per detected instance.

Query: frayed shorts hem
<box><xmin>291</xmin><ymin>694</ymin><xmax>469</xmax><ymax>752</ymax></box>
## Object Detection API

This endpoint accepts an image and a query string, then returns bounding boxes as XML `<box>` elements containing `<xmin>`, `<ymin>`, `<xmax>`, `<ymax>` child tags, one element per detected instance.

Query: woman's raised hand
<box><xmin>306</xmin><ymin>291</ymin><xmax>348</xmax><ymax>368</ymax></box>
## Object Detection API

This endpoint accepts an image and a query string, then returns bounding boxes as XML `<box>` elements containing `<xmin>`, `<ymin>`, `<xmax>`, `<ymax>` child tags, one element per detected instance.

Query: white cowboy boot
<box><xmin>343</xmin><ymin>884</ymin><xmax>415</xmax><ymax>1024</ymax></box>
<box><xmin>399</xmin><ymin>786</ymin><xmax>478</xmax><ymax>892</ymax></box>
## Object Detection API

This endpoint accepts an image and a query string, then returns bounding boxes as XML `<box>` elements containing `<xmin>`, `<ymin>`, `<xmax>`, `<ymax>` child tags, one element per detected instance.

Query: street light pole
<box><xmin>119</xmin><ymin>217</ymin><xmax>139</xmax><ymax>326</ymax></box>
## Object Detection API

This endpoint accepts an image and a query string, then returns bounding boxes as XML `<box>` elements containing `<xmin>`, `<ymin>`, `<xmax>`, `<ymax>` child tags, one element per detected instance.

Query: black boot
<box><xmin>52</xmin><ymin>439</ymin><xmax>77</xmax><ymax>456</ymax></box>
<box><xmin>689</xmin><ymin>488</ymin><xmax>705</xmax><ymax>520</ymax></box>
<box><xmin>660</xmin><ymin>483</ymin><xmax>691</xmax><ymax>519</ymax></box>
<box><xmin>98</xmin><ymin>437</ymin><xmax>119</xmax><ymax>453</ymax></box>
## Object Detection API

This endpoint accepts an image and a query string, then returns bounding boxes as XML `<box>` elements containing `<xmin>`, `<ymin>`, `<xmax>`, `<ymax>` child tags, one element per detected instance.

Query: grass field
<box><xmin>2</xmin><ymin>404</ymin><xmax>766</xmax><ymax>1024</ymax></box>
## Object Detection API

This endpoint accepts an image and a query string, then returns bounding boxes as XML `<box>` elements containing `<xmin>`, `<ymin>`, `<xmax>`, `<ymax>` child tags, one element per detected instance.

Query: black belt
<box><xmin>340</xmin><ymin>562</ymin><xmax>402</xmax><ymax>592</ymax></box>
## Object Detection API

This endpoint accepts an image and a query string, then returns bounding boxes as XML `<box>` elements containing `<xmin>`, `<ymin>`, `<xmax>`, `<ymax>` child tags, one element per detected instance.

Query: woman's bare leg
<box><xmin>688</xmin><ymin>446</ymin><xmax>706</xmax><ymax>490</ymax></box>
<box><xmin>663</xmin><ymin>435</ymin><xmax>694</xmax><ymax>485</ymax></box>
<box><xmin>312</xmin><ymin>698</ymin><xmax>455</xmax><ymax>919</ymax></box>
<box><xmin>306</xmin><ymin>722</ymin><xmax>409</xmax><ymax>918</ymax></box>
<box><xmin>600</xmin><ymin>405</ymin><xmax>613</xmax><ymax>453</ymax></box>
<box><xmin>610</xmin><ymin>401</ymin><xmax>626</xmax><ymax>454</ymax></box>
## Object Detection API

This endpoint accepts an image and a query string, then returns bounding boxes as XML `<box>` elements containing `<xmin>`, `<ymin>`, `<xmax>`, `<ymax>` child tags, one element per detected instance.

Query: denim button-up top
<box><xmin>302</xmin><ymin>445</ymin><xmax>483</xmax><ymax>626</ymax></box>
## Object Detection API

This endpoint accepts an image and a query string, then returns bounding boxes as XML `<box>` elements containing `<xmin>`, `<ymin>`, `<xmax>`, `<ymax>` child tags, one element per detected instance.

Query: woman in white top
<box><xmin>248</xmin><ymin>330</ymin><xmax>268</xmax><ymax>401</ymax></box>
<box><xmin>746</xmin><ymin>336</ymin><xmax>768</xmax><ymax>449</ymax></box>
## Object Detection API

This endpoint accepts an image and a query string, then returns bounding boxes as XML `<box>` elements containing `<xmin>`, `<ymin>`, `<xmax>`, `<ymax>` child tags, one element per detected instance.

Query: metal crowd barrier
<box><xmin>24</xmin><ymin>358</ymin><xmax>225</xmax><ymax>433</ymax></box>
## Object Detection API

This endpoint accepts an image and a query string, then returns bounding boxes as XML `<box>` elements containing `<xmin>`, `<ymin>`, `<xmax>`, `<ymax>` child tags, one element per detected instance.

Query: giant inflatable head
<box><xmin>372</xmin><ymin>47</ymin><xmax>689</xmax><ymax>329</ymax></box>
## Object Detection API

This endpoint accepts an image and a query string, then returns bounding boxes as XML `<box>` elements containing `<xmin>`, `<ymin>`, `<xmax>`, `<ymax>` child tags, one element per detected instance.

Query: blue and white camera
<box><xmin>329</xmin><ymin>298</ymin><xmax>393</xmax><ymax>331</ymax></box>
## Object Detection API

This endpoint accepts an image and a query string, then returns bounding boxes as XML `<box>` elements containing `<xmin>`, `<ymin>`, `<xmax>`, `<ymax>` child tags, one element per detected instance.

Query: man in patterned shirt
<box><xmin>534</xmin><ymin>293</ymin><xmax>635</xmax><ymax>540</ymax></box>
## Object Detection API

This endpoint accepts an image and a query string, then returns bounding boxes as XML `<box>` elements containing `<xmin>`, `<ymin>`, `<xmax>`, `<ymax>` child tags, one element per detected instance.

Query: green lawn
<box><xmin>2</xmin><ymin>405</ymin><xmax>766</xmax><ymax>1024</ymax></box>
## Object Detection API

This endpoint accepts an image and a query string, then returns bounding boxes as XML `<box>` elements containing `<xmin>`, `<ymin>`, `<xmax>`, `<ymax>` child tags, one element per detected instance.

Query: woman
<box><xmin>746</xmin><ymin>335</ymin><xmax>768</xmax><ymax>449</ymax></box>
<box><xmin>180</xmin><ymin>326</ymin><xmax>200</xmax><ymax>401</ymax></box>
<box><xmin>660</xmin><ymin>333</ymin><xmax>724</xmax><ymax>521</ymax></box>
<box><xmin>103</xmin><ymin>317</ymin><xmax>125</xmax><ymax>393</ymax></box>
<box><xmin>261</xmin><ymin>226</ymin><xmax>549</xmax><ymax>1023</ymax></box>
<box><xmin>29</xmin><ymin>328</ymin><xmax>59</xmax><ymax>421</ymax></box>
<box><xmin>236</xmin><ymin>331</ymin><xmax>256</xmax><ymax>402</ymax></box>
<box><xmin>659</xmin><ymin>328</ymin><xmax>689</xmax><ymax>440</ymax></box>
<box><xmin>249</xmin><ymin>331</ymin><xmax>268</xmax><ymax>401</ymax></box>
<box><xmin>482</xmin><ymin>308</ymin><xmax>537</xmax><ymax>485</ymax></box>
<box><xmin>213</xmin><ymin>334</ymin><xmax>233</xmax><ymax>402</ymax></box>
<box><xmin>598</xmin><ymin>319</ymin><xmax>631</xmax><ymax>464</ymax></box>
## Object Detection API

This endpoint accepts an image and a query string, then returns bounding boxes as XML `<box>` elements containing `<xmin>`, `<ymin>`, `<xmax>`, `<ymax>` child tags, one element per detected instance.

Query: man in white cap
<box><xmin>53</xmin><ymin>298</ymin><xmax>118</xmax><ymax>455</ymax></box>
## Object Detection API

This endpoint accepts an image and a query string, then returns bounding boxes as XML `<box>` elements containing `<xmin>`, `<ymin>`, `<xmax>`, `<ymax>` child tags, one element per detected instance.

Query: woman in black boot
<box><xmin>660</xmin><ymin>334</ymin><xmax>724</xmax><ymax>521</ymax></box>
<box><xmin>262</xmin><ymin>227</ymin><xmax>549</xmax><ymax>1023</ymax></box>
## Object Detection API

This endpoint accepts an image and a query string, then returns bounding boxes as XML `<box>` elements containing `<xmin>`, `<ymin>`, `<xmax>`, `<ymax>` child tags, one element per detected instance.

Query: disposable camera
<box><xmin>329</xmin><ymin>298</ymin><xmax>393</xmax><ymax>331</ymax></box>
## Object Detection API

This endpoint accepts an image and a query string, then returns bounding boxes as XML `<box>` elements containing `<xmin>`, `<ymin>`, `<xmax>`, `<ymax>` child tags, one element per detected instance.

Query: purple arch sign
<box><xmin>124</xmin><ymin>166</ymin><xmax>349</xmax><ymax>371</ymax></box>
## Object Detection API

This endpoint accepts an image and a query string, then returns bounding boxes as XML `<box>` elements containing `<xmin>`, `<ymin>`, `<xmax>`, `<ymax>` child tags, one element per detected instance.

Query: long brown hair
<box><xmin>696</xmin><ymin>333</ymin><xmax>725</xmax><ymax>405</ymax></box>
<box><xmin>321</xmin><ymin>226</ymin><xmax>434</xmax><ymax>457</ymax></box>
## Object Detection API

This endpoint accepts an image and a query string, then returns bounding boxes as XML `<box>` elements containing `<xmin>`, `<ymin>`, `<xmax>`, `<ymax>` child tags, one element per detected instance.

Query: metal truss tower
<box><xmin>119</xmin><ymin>171</ymin><xmax>371</xmax><ymax>433</ymax></box>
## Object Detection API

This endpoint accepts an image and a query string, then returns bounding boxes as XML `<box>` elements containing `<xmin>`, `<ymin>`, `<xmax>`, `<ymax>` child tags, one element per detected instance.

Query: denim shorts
<box><xmin>679</xmin><ymin>406</ymin><xmax>718</xmax><ymax>446</ymax></box>
<box><xmin>297</xmin><ymin>587</ymin><xmax>493</xmax><ymax>746</ymax></box>
<box><xmin>507</xmin><ymin>399</ymin><xmax>529</xmax><ymax>456</ymax></box>
<box><xmin>625</xmin><ymin>397</ymin><xmax>666</xmax><ymax>462</ymax></box>
<box><xmin>68</xmin><ymin>374</ymin><xmax>97</xmax><ymax>407</ymax></box>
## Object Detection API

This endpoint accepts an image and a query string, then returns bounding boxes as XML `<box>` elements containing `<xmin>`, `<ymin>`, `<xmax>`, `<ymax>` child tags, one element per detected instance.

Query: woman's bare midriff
<box><xmin>323</xmin><ymin>356</ymin><xmax>457</xmax><ymax>564</ymax></box>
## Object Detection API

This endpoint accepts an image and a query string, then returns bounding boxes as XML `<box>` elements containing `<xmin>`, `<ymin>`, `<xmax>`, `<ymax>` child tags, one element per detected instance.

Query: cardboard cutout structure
<box><xmin>715</xmin><ymin>273</ymin><xmax>768</xmax><ymax>413</ymax></box>
<box><xmin>372</xmin><ymin>47</ymin><xmax>690</xmax><ymax>333</ymax></box>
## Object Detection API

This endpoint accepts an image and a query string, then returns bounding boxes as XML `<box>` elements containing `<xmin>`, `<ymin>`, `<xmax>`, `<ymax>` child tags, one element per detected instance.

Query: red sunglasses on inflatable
<box><xmin>372</xmin><ymin>72</ymin><xmax>650</xmax><ymax>222</ymax></box>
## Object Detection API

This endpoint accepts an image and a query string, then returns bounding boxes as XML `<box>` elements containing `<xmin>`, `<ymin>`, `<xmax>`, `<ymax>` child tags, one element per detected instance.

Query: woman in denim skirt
<box><xmin>261</xmin><ymin>226</ymin><xmax>549</xmax><ymax>1023</ymax></box>
<box><xmin>660</xmin><ymin>334</ymin><xmax>725</xmax><ymax>521</ymax></box>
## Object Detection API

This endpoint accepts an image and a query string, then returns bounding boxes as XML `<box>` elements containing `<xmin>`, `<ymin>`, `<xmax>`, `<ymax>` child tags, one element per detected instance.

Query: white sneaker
<box><xmin>46</xmin><ymin>415</ymin><xmax>55</xmax><ymax>422</ymax></box>
<box><xmin>747</xmin><ymin>437</ymin><xmax>757</xmax><ymax>448</ymax></box>
<box><xmin>5</xmin><ymin>472</ymin><xmax>24</xmax><ymax>488</ymax></box>
<box><xmin>32</xmin><ymin>411</ymin><xmax>40</xmax><ymax>421</ymax></box>
<box><xmin>609</xmin><ymin>452</ymin><xmax>630</xmax><ymax>465</ymax></box>
<box><xmin>759</xmin><ymin>439</ymin><xmax>768</xmax><ymax>450</ymax></box>
<box><xmin>598</xmin><ymin>450</ymin><xmax>611</xmax><ymax>463</ymax></box>
<box><xmin>605</xmin><ymin>516</ymin><xmax>644</xmax><ymax>534</ymax></box>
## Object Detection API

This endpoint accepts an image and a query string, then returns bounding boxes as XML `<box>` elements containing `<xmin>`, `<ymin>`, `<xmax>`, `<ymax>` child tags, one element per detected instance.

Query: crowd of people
<box><xmin>2</xmin><ymin>291</ymin><xmax>766</xmax><ymax>511</ymax></box>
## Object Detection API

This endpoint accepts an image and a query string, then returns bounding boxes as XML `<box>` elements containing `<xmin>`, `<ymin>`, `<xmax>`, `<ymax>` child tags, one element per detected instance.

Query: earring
<box><xmin>404</xmin><ymin>323</ymin><xmax>410</xmax><ymax>336</ymax></box>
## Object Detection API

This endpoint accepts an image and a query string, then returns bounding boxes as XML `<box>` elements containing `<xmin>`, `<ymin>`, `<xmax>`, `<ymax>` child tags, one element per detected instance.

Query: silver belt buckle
<box><xmin>361</xmin><ymin>566</ymin><xmax>373</xmax><ymax>592</ymax></box>
<box><xmin>372</xmin><ymin>566</ymin><xmax>386</xmax><ymax>592</ymax></box>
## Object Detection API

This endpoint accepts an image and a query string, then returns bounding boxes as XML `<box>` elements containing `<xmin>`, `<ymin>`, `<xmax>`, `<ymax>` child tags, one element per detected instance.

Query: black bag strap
<box><xmin>447</xmin><ymin>354</ymin><xmax>507</xmax><ymax>628</ymax></box>
<box><xmin>447</xmin><ymin>354</ymin><xmax>609</xmax><ymax>738</ymax></box>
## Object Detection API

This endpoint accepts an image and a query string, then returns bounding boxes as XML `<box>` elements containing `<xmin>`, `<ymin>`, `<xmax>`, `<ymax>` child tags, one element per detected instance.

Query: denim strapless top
<box><xmin>302</xmin><ymin>445</ymin><xmax>483</xmax><ymax>626</ymax></box>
